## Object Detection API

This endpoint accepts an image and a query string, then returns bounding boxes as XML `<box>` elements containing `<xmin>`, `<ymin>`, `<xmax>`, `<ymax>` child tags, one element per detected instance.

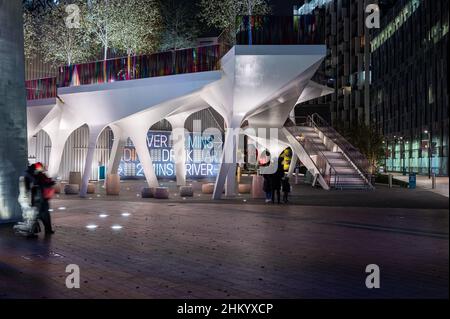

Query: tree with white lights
<box><xmin>23</xmin><ymin>9</ymin><xmax>39</xmax><ymax>61</ymax></box>
<box><xmin>109</xmin><ymin>0</ymin><xmax>162</xmax><ymax>56</ymax></box>
<box><xmin>199</xmin><ymin>0</ymin><xmax>271</xmax><ymax>43</ymax></box>
<box><xmin>83</xmin><ymin>0</ymin><xmax>116</xmax><ymax>61</ymax></box>
<box><xmin>159</xmin><ymin>0</ymin><xmax>199</xmax><ymax>51</ymax></box>
<box><xmin>39</xmin><ymin>1</ymin><xmax>94</xmax><ymax>66</ymax></box>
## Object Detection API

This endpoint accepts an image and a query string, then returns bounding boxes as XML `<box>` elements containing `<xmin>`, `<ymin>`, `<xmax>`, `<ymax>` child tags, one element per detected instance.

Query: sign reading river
<box><xmin>118</xmin><ymin>131</ymin><xmax>223</xmax><ymax>179</ymax></box>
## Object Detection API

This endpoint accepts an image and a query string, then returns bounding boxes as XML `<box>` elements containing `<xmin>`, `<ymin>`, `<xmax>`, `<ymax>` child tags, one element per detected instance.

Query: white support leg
<box><xmin>213</xmin><ymin>128</ymin><xmax>237</xmax><ymax>199</ymax></box>
<box><xmin>80</xmin><ymin>127</ymin><xmax>102</xmax><ymax>198</ymax></box>
<box><xmin>288</xmin><ymin>153</ymin><xmax>298</xmax><ymax>178</ymax></box>
<box><xmin>46</xmin><ymin>132</ymin><xmax>71</xmax><ymax>179</ymax></box>
<box><xmin>130</xmin><ymin>132</ymin><xmax>159</xmax><ymax>188</ymax></box>
<box><xmin>172</xmin><ymin>126</ymin><xmax>187</xmax><ymax>186</ymax></box>
<box><xmin>213</xmin><ymin>162</ymin><xmax>232</xmax><ymax>200</ymax></box>
<box><xmin>104</xmin><ymin>127</ymin><xmax>126</xmax><ymax>187</ymax></box>
<box><xmin>225</xmin><ymin>150</ymin><xmax>237</xmax><ymax>196</ymax></box>
<box><xmin>282</xmin><ymin>127</ymin><xmax>330</xmax><ymax>190</ymax></box>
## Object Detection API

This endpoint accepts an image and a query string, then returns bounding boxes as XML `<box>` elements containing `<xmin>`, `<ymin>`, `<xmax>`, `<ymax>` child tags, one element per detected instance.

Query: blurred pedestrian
<box><xmin>282</xmin><ymin>176</ymin><xmax>291</xmax><ymax>203</ymax></box>
<box><xmin>30</xmin><ymin>163</ymin><xmax>56</xmax><ymax>235</ymax></box>
<box><xmin>262</xmin><ymin>174</ymin><xmax>272</xmax><ymax>203</ymax></box>
<box><xmin>271</xmin><ymin>157</ymin><xmax>284</xmax><ymax>204</ymax></box>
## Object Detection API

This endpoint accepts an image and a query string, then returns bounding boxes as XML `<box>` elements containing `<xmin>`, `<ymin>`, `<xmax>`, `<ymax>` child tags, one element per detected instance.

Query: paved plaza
<box><xmin>390</xmin><ymin>173</ymin><xmax>449</xmax><ymax>198</ymax></box>
<box><xmin>0</xmin><ymin>181</ymin><xmax>448</xmax><ymax>299</ymax></box>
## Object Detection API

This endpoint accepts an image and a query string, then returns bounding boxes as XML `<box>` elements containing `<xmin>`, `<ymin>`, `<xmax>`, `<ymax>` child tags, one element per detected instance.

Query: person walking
<box><xmin>271</xmin><ymin>157</ymin><xmax>284</xmax><ymax>204</ymax></box>
<box><xmin>262</xmin><ymin>174</ymin><xmax>272</xmax><ymax>203</ymax></box>
<box><xmin>29</xmin><ymin>163</ymin><xmax>56</xmax><ymax>235</ymax></box>
<box><xmin>282</xmin><ymin>176</ymin><xmax>291</xmax><ymax>203</ymax></box>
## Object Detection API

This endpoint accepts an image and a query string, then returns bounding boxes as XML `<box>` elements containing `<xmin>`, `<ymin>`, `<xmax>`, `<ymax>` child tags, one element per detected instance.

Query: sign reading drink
<box><xmin>118</xmin><ymin>131</ymin><xmax>223</xmax><ymax>179</ymax></box>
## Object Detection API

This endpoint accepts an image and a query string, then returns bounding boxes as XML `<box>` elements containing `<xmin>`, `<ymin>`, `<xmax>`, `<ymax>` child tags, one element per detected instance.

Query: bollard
<box><xmin>388</xmin><ymin>174</ymin><xmax>393</xmax><ymax>188</ymax></box>
<box><xmin>432</xmin><ymin>173</ymin><xmax>436</xmax><ymax>189</ymax></box>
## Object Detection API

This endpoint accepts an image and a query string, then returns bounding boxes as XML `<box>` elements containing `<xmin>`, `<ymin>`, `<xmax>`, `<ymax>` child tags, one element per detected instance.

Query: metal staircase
<box><xmin>284</xmin><ymin>114</ymin><xmax>374</xmax><ymax>190</ymax></box>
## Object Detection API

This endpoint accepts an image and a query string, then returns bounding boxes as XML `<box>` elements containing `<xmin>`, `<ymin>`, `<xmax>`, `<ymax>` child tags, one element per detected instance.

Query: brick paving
<box><xmin>55</xmin><ymin>178</ymin><xmax>449</xmax><ymax>209</ymax></box>
<box><xmin>0</xmin><ymin>187</ymin><xmax>448</xmax><ymax>299</ymax></box>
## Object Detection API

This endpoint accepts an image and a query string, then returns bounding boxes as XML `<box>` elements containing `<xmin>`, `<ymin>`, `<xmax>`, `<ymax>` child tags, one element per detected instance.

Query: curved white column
<box><xmin>46</xmin><ymin>130</ymin><xmax>73</xmax><ymax>178</ymax></box>
<box><xmin>171</xmin><ymin>126</ymin><xmax>187</xmax><ymax>186</ymax></box>
<box><xmin>40</xmin><ymin>101</ymin><xmax>85</xmax><ymax>179</ymax></box>
<box><xmin>128</xmin><ymin>131</ymin><xmax>159</xmax><ymax>188</ymax></box>
<box><xmin>288</xmin><ymin>153</ymin><xmax>298</xmax><ymax>178</ymax></box>
<box><xmin>104</xmin><ymin>125</ymin><xmax>127</xmax><ymax>187</ymax></box>
<box><xmin>282</xmin><ymin>127</ymin><xmax>329</xmax><ymax>190</ymax></box>
<box><xmin>213</xmin><ymin>131</ymin><xmax>230</xmax><ymax>199</ymax></box>
<box><xmin>80</xmin><ymin>126</ymin><xmax>103</xmax><ymax>197</ymax></box>
<box><xmin>167</xmin><ymin>115</ymin><xmax>189</xmax><ymax>187</ymax></box>
<box><xmin>213</xmin><ymin>124</ymin><xmax>240</xmax><ymax>199</ymax></box>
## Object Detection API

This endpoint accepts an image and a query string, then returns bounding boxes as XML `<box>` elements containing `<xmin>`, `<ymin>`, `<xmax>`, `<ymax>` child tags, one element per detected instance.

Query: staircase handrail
<box><xmin>285</xmin><ymin>124</ymin><xmax>338</xmax><ymax>188</ymax></box>
<box><xmin>309</xmin><ymin>114</ymin><xmax>372</xmax><ymax>178</ymax></box>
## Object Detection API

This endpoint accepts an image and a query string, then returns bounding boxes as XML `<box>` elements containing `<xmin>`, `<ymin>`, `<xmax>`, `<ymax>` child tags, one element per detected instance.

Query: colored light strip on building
<box><xmin>371</xmin><ymin>0</ymin><xmax>421</xmax><ymax>52</ymax></box>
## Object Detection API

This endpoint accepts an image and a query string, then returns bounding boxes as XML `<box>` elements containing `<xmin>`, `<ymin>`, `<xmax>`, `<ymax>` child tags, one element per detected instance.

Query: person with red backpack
<box><xmin>25</xmin><ymin>163</ymin><xmax>56</xmax><ymax>235</ymax></box>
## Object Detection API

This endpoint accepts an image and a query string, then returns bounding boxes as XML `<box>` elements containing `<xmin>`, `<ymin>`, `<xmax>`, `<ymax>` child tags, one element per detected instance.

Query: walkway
<box><xmin>0</xmin><ymin>180</ymin><xmax>447</xmax><ymax>299</ymax></box>
<box><xmin>389</xmin><ymin>172</ymin><xmax>449</xmax><ymax>198</ymax></box>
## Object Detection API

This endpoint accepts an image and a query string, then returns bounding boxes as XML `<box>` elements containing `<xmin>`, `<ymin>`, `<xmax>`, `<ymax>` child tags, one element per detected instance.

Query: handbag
<box><xmin>42</xmin><ymin>187</ymin><xmax>55</xmax><ymax>200</ymax></box>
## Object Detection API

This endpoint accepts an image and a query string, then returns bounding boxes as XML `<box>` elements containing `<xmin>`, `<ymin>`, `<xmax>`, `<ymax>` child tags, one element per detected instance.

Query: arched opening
<box><xmin>184</xmin><ymin>108</ymin><xmax>225</xmax><ymax>182</ymax></box>
<box><xmin>56</xmin><ymin>125</ymin><xmax>113</xmax><ymax>181</ymax></box>
<box><xmin>185</xmin><ymin>107</ymin><xmax>225</xmax><ymax>133</ymax></box>
<box><xmin>28</xmin><ymin>129</ymin><xmax>51</xmax><ymax>168</ymax></box>
<box><xmin>118</xmin><ymin>109</ymin><xmax>226</xmax><ymax>183</ymax></box>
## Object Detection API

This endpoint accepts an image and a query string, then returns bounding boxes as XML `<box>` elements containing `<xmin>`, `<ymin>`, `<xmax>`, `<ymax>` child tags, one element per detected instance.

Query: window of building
<box><xmin>428</xmin><ymin>84</ymin><xmax>434</xmax><ymax>104</ymax></box>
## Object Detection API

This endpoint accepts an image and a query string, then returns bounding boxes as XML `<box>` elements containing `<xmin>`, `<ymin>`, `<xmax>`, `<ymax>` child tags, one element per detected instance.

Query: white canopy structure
<box><xmin>27</xmin><ymin>43</ymin><xmax>372</xmax><ymax>198</ymax></box>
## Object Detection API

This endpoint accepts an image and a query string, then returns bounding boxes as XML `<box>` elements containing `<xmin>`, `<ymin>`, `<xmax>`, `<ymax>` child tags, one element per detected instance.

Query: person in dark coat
<box><xmin>282</xmin><ymin>177</ymin><xmax>291</xmax><ymax>203</ymax></box>
<box><xmin>271</xmin><ymin>157</ymin><xmax>285</xmax><ymax>204</ymax></box>
<box><xmin>262</xmin><ymin>174</ymin><xmax>272</xmax><ymax>203</ymax></box>
<box><xmin>24</xmin><ymin>164</ymin><xmax>38</xmax><ymax>203</ymax></box>
<box><xmin>28</xmin><ymin>163</ymin><xmax>56</xmax><ymax>234</ymax></box>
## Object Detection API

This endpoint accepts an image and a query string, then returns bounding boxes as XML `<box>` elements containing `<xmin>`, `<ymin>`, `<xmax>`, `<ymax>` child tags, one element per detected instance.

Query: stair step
<box><xmin>330</xmin><ymin>177</ymin><xmax>366</xmax><ymax>184</ymax></box>
<box><xmin>334</xmin><ymin>168</ymin><xmax>359</xmax><ymax>174</ymax></box>
<box><xmin>333</xmin><ymin>185</ymin><xmax>372</xmax><ymax>190</ymax></box>
<box><xmin>288</xmin><ymin>125</ymin><xmax>373</xmax><ymax>190</ymax></box>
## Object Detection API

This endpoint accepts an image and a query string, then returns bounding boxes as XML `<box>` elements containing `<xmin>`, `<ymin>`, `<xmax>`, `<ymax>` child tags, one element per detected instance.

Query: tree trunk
<box><xmin>103</xmin><ymin>36</ymin><xmax>108</xmax><ymax>83</ymax></box>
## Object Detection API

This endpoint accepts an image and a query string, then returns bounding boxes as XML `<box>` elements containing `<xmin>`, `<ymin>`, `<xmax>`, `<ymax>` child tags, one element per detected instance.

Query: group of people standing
<box><xmin>262</xmin><ymin>157</ymin><xmax>291</xmax><ymax>204</ymax></box>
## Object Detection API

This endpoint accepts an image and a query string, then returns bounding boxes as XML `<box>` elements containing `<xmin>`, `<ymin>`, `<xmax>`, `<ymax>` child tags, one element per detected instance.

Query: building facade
<box><xmin>294</xmin><ymin>0</ymin><xmax>375</xmax><ymax>128</ymax></box>
<box><xmin>371</xmin><ymin>0</ymin><xmax>449</xmax><ymax>176</ymax></box>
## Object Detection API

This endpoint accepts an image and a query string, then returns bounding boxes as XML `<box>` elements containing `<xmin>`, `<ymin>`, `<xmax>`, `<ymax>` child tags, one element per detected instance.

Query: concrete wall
<box><xmin>0</xmin><ymin>0</ymin><xmax>28</xmax><ymax>222</ymax></box>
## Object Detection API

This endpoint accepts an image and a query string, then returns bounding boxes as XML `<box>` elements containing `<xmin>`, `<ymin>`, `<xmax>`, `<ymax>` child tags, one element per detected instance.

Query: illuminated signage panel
<box><xmin>119</xmin><ymin>131</ymin><xmax>223</xmax><ymax>179</ymax></box>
